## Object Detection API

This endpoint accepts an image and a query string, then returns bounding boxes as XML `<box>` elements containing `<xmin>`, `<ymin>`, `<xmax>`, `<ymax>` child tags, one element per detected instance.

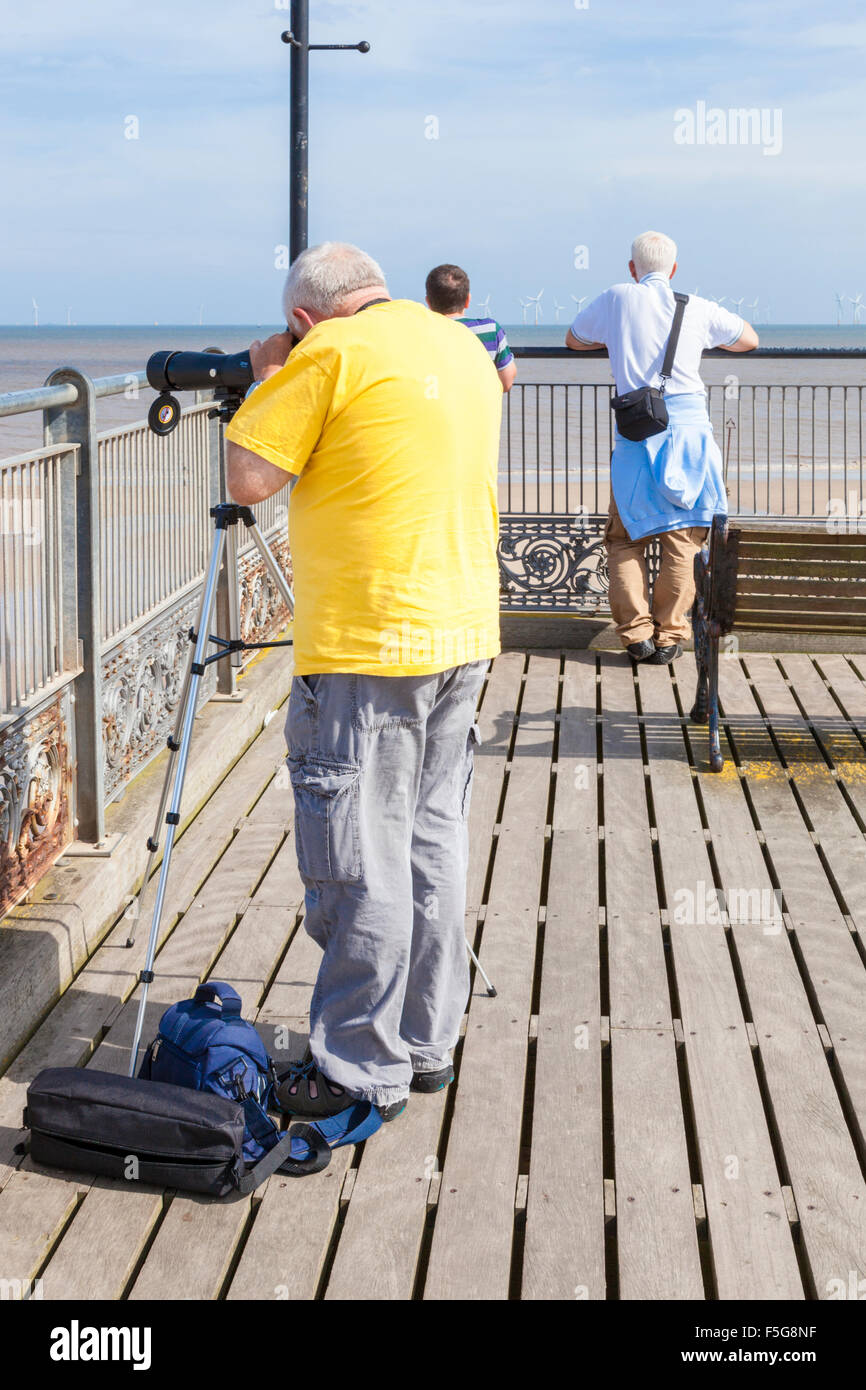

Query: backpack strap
<box><xmin>659</xmin><ymin>292</ymin><xmax>689</xmax><ymax>391</ymax></box>
<box><xmin>193</xmin><ymin>982</ymin><xmax>243</xmax><ymax>1016</ymax></box>
<box><xmin>237</xmin><ymin>1120</ymin><xmax>331</xmax><ymax>1191</ymax></box>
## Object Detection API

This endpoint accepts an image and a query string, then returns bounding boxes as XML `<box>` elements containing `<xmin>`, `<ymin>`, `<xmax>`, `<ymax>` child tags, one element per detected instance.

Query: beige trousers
<box><xmin>604</xmin><ymin>500</ymin><xmax>709</xmax><ymax>648</ymax></box>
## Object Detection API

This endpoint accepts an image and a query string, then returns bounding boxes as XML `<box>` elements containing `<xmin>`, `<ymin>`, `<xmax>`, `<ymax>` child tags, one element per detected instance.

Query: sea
<box><xmin>2</xmin><ymin>322</ymin><xmax>866</xmax><ymax>460</ymax></box>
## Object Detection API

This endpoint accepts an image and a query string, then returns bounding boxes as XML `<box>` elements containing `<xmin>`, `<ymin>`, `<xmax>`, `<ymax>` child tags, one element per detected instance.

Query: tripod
<box><xmin>126</xmin><ymin>505</ymin><xmax>497</xmax><ymax>1076</ymax></box>
<box><xmin>126</xmin><ymin>502</ymin><xmax>296</xmax><ymax>1075</ymax></box>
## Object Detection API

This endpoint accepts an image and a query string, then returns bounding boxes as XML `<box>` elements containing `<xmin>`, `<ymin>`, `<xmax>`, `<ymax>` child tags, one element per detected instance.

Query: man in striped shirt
<box><xmin>425</xmin><ymin>263</ymin><xmax>517</xmax><ymax>392</ymax></box>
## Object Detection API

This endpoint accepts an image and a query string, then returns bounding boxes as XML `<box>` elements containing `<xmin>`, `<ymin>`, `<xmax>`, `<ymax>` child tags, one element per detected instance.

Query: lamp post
<box><xmin>281</xmin><ymin>2</ymin><xmax>370</xmax><ymax>263</ymax></box>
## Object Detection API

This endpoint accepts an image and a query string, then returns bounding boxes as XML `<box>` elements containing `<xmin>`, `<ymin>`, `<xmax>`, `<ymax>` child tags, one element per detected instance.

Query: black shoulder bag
<box><xmin>22</xmin><ymin>1067</ymin><xmax>331</xmax><ymax>1195</ymax></box>
<box><xmin>610</xmin><ymin>292</ymin><xmax>689</xmax><ymax>442</ymax></box>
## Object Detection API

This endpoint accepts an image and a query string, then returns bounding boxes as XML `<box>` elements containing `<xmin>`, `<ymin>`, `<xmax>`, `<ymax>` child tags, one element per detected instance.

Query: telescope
<box><xmin>145</xmin><ymin>348</ymin><xmax>255</xmax><ymax>436</ymax></box>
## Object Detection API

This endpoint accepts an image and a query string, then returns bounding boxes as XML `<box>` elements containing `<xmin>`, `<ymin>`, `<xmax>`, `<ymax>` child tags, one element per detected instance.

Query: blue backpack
<box><xmin>140</xmin><ymin>980</ymin><xmax>385</xmax><ymax>1176</ymax></box>
<box><xmin>138</xmin><ymin>981</ymin><xmax>328</xmax><ymax>1176</ymax></box>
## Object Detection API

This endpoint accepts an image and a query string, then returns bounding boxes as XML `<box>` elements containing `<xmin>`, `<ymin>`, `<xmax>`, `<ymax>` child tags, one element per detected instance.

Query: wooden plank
<box><xmin>225</xmin><ymin>1148</ymin><xmax>353</xmax><ymax>1301</ymax></box>
<box><xmin>737</xmin><ymin>577</ymin><xmax>866</xmax><ymax>599</ymax></box>
<box><xmin>600</xmin><ymin>655</ymin><xmax>703</xmax><ymax>1299</ymax></box>
<box><xmin>611</xmin><ymin>1028</ymin><xmax>703</xmax><ymax>1299</ymax></box>
<box><xmin>40</xmin><ymin>1179</ymin><xmax>164</xmax><ymax>1300</ymax></box>
<box><xmin>600</xmin><ymin>658</ymin><xmax>675</xmax><ymax>1028</ymax></box>
<box><xmin>679</xmin><ymin>660</ymin><xmax>866</xmax><ymax>1295</ymax></box>
<box><xmin>423</xmin><ymin>654</ymin><xmax>559</xmax><ymax>1300</ymax></box>
<box><xmin>805</xmin><ymin>655</ymin><xmax>866</xmax><ymax>825</ymax></box>
<box><xmin>244</xmin><ymin>829</ymin><xmax>305</xmax><ymax>909</ymax></box>
<box><xmin>756</xmin><ymin>655</ymin><xmax>866</xmax><ymax>935</ymax></box>
<box><xmin>735</xmin><ymin>530</ymin><xmax>866</xmax><ymax>546</ymax></box>
<box><xmin>465</xmin><ymin>652</ymin><xmax>525</xmax><ymax>918</ymax></box>
<box><xmin>0</xmin><ymin>1164</ymin><xmax>84</xmax><ymax>1288</ymax></box>
<box><xmin>324</xmin><ymin>1089</ymin><xmax>448</xmax><ymax>1301</ymax></box>
<box><xmin>638</xmin><ymin>662</ymin><xmax>802</xmax><ymax>1299</ymax></box>
<box><xmin>734</xmin><ymin>614</ymin><xmax>866</xmax><ymax>632</ymax></box>
<box><xmin>128</xmin><ymin>1192</ymin><xmax>252</xmax><ymax>1301</ymax></box>
<box><xmin>735</xmin><ymin>594</ymin><xmax>866</xmax><ymax>615</ymax></box>
<box><xmin>739</xmin><ymin>550</ymin><xmax>866</xmax><ymax>568</ymax></box>
<box><xmin>522</xmin><ymin>653</ymin><xmax>606</xmax><ymax>1300</ymax></box>
<box><xmin>257</xmin><ymin>911</ymin><xmax>323</xmax><ymax>1065</ymax></box>
<box><xmin>818</xmin><ymin>656</ymin><xmax>866</xmax><ymax>723</ymax></box>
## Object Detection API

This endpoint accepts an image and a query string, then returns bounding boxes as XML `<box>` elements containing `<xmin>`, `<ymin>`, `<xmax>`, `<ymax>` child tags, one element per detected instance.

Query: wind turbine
<box><xmin>691</xmin><ymin>285</ymin><xmax>700</xmax><ymax>297</ymax></box>
<box><xmin>527</xmin><ymin>290</ymin><xmax>544</xmax><ymax>325</ymax></box>
<box><xmin>710</xmin><ymin>294</ymin><xmax>728</xmax><ymax>307</ymax></box>
<box><xmin>849</xmin><ymin>294</ymin><xmax>864</xmax><ymax>324</ymax></box>
<box><xmin>747</xmin><ymin>297</ymin><xmax>759</xmax><ymax>319</ymax></box>
<box><xmin>570</xmin><ymin>294</ymin><xmax>587</xmax><ymax>314</ymax></box>
<box><xmin>834</xmin><ymin>292</ymin><xmax>846</xmax><ymax>326</ymax></box>
<box><xmin>31</xmin><ymin>298</ymin><xmax>38</xmax><ymax>328</ymax></box>
<box><xmin>731</xmin><ymin>297</ymin><xmax>745</xmax><ymax>314</ymax></box>
<box><xmin>519</xmin><ymin>298</ymin><xmax>530</xmax><ymax>325</ymax></box>
<box><xmin>552</xmin><ymin>298</ymin><xmax>564</xmax><ymax>323</ymax></box>
<box><xmin>475</xmin><ymin>294</ymin><xmax>491</xmax><ymax>318</ymax></box>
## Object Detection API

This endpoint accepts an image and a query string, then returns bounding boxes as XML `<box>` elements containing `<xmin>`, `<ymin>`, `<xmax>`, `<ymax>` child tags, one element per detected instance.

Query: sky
<box><xmin>1</xmin><ymin>0</ymin><xmax>865</xmax><ymax>325</ymax></box>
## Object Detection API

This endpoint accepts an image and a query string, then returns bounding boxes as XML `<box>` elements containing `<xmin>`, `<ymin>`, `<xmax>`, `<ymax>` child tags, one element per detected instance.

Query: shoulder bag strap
<box><xmin>237</xmin><ymin>1118</ymin><xmax>331</xmax><ymax>1192</ymax></box>
<box><xmin>659</xmin><ymin>292</ymin><xmax>689</xmax><ymax>392</ymax></box>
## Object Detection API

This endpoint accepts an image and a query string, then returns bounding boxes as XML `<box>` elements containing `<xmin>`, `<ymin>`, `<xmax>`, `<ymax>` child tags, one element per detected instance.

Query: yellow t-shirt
<box><xmin>225</xmin><ymin>299</ymin><xmax>503</xmax><ymax>676</ymax></box>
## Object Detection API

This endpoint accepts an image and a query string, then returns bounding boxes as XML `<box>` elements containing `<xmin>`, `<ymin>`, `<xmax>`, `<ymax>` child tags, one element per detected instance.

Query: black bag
<box><xmin>610</xmin><ymin>292</ymin><xmax>689</xmax><ymax>441</ymax></box>
<box><xmin>23</xmin><ymin>1067</ymin><xmax>330</xmax><ymax>1196</ymax></box>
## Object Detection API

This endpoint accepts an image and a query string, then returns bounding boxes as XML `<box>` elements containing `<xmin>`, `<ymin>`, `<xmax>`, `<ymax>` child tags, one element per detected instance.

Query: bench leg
<box><xmin>707</xmin><ymin>626</ymin><xmax>723</xmax><ymax>772</ymax></box>
<box><xmin>689</xmin><ymin>574</ymin><xmax>709</xmax><ymax>725</ymax></box>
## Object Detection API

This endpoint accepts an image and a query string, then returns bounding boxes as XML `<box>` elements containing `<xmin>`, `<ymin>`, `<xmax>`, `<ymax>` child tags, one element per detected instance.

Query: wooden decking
<box><xmin>1</xmin><ymin>648</ymin><xmax>866</xmax><ymax>1300</ymax></box>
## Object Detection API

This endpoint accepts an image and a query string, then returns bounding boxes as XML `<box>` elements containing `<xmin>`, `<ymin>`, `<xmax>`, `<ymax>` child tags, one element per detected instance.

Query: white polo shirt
<box><xmin>569</xmin><ymin>272</ymin><xmax>744</xmax><ymax>396</ymax></box>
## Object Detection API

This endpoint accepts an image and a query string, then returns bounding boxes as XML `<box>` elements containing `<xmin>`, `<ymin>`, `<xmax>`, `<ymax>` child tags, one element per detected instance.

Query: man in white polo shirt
<box><xmin>566</xmin><ymin>231</ymin><xmax>758</xmax><ymax>663</ymax></box>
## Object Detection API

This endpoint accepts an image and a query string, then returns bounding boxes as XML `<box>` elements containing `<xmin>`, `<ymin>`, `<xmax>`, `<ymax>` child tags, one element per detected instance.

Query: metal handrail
<box><xmin>513</xmin><ymin>346</ymin><xmax>866</xmax><ymax>359</ymax></box>
<box><xmin>0</xmin><ymin>369</ymin><xmax>149</xmax><ymax>419</ymax></box>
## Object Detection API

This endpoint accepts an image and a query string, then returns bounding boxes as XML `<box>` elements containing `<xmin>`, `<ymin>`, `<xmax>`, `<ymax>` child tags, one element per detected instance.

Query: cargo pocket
<box><xmin>289</xmin><ymin>756</ymin><xmax>362</xmax><ymax>883</ymax></box>
<box><xmin>461</xmin><ymin>724</ymin><xmax>481</xmax><ymax>820</ymax></box>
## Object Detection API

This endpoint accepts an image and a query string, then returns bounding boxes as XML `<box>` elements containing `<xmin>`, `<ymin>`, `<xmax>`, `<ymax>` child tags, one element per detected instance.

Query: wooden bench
<box><xmin>690</xmin><ymin>516</ymin><xmax>866</xmax><ymax>771</ymax></box>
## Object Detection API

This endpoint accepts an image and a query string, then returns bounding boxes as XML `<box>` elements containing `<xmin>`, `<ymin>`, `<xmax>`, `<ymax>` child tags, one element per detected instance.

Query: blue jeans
<box><xmin>285</xmin><ymin>661</ymin><xmax>486</xmax><ymax>1106</ymax></box>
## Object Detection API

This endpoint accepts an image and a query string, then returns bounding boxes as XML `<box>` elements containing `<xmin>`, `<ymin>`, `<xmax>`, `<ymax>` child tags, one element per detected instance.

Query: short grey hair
<box><xmin>630</xmin><ymin>230</ymin><xmax>677</xmax><ymax>280</ymax></box>
<box><xmin>282</xmin><ymin>241</ymin><xmax>388</xmax><ymax>333</ymax></box>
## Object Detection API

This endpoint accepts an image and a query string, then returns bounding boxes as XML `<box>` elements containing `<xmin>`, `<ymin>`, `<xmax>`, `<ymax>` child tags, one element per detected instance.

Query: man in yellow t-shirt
<box><xmin>225</xmin><ymin>242</ymin><xmax>502</xmax><ymax>1130</ymax></box>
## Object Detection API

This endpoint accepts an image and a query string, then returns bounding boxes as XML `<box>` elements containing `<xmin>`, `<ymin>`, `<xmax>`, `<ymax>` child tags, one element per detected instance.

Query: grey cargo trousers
<box><xmin>286</xmin><ymin>660</ymin><xmax>487</xmax><ymax>1107</ymax></box>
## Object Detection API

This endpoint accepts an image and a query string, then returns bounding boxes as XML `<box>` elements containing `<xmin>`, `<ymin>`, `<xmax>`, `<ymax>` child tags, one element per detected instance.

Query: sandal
<box><xmin>275</xmin><ymin>1059</ymin><xmax>350</xmax><ymax>1118</ymax></box>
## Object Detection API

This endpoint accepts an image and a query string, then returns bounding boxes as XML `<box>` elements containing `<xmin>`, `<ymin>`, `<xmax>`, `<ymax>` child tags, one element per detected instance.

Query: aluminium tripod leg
<box><xmin>465</xmin><ymin>938</ymin><xmax>497</xmax><ymax>997</ymax></box>
<box><xmin>243</xmin><ymin>514</ymin><xmax>295</xmax><ymax>615</ymax></box>
<box><xmin>124</xmin><ymin>655</ymin><xmax>195</xmax><ymax>948</ymax></box>
<box><xmin>127</xmin><ymin>524</ymin><xmax>229</xmax><ymax>1076</ymax></box>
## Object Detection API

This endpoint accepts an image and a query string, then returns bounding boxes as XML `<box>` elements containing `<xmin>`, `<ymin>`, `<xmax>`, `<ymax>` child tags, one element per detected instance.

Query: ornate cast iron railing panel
<box><xmin>239</xmin><ymin>531</ymin><xmax>294</xmax><ymax>650</ymax></box>
<box><xmin>101</xmin><ymin>589</ymin><xmax>218</xmax><ymax>804</ymax></box>
<box><xmin>0</xmin><ymin>687</ymin><xmax>74</xmax><ymax>918</ymax></box>
<box><xmin>498</xmin><ymin>513</ymin><xmax>660</xmax><ymax>613</ymax></box>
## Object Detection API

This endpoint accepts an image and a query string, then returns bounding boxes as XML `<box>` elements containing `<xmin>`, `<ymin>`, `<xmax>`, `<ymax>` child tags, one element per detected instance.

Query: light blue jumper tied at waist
<box><xmin>611</xmin><ymin>391</ymin><xmax>728</xmax><ymax>541</ymax></box>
